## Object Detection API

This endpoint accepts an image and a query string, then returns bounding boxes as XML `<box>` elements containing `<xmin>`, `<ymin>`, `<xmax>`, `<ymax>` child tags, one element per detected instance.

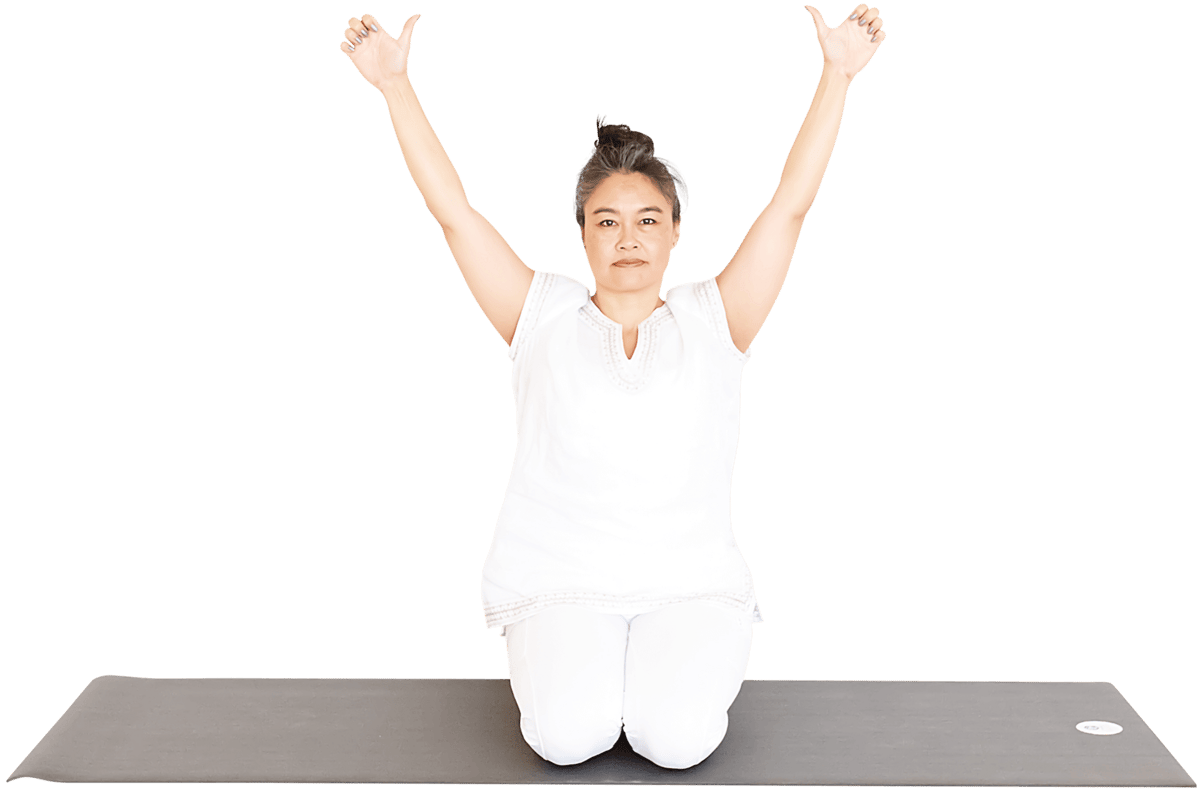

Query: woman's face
<box><xmin>581</xmin><ymin>171</ymin><xmax>680</xmax><ymax>295</ymax></box>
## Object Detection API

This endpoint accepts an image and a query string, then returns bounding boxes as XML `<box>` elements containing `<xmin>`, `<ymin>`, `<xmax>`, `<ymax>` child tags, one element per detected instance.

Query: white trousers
<box><xmin>505</xmin><ymin>600</ymin><xmax>754</xmax><ymax>770</ymax></box>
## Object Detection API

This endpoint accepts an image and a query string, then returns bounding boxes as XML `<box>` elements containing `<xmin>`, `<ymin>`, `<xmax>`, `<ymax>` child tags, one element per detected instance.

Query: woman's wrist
<box><xmin>378</xmin><ymin>72</ymin><xmax>412</xmax><ymax>100</ymax></box>
<box><xmin>821</xmin><ymin>62</ymin><xmax>854</xmax><ymax>86</ymax></box>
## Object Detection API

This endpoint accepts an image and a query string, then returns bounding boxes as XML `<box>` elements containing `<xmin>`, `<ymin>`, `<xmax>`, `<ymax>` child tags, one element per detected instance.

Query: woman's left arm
<box><xmin>777</xmin><ymin>3</ymin><xmax>886</xmax><ymax>212</ymax></box>
<box><xmin>716</xmin><ymin>4</ymin><xmax>886</xmax><ymax>355</ymax></box>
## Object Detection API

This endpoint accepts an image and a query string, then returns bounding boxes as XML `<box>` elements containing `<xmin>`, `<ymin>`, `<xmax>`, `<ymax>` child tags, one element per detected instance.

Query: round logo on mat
<box><xmin>1076</xmin><ymin>720</ymin><xmax>1123</xmax><ymax>735</ymax></box>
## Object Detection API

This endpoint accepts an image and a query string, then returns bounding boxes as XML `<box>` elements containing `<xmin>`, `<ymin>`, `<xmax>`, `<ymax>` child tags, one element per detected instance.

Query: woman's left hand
<box><xmin>804</xmin><ymin>5</ymin><xmax>886</xmax><ymax>81</ymax></box>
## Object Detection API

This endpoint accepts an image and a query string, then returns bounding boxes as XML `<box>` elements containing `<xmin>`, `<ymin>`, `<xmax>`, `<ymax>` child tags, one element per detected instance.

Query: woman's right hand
<box><xmin>342</xmin><ymin>13</ymin><xmax>420</xmax><ymax>91</ymax></box>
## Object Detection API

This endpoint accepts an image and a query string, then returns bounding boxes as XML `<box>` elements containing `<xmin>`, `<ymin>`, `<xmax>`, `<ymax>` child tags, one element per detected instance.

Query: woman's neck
<box><xmin>591</xmin><ymin>292</ymin><xmax>665</xmax><ymax>329</ymax></box>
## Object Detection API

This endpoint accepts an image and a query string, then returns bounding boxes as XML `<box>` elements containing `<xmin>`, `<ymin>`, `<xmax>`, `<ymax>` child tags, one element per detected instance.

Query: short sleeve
<box><xmin>508</xmin><ymin>270</ymin><xmax>590</xmax><ymax>361</ymax></box>
<box><xmin>667</xmin><ymin>277</ymin><xmax>752</xmax><ymax>363</ymax></box>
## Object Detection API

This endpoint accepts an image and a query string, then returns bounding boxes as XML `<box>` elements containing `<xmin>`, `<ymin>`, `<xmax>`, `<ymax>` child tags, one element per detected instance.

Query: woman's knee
<box><xmin>626</xmin><ymin>707</ymin><xmax>730</xmax><ymax>770</ymax></box>
<box><xmin>621</xmin><ymin>601</ymin><xmax>752</xmax><ymax>769</ymax></box>
<box><xmin>506</xmin><ymin>605</ymin><xmax>629</xmax><ymax>766</ymax></box>
<box><xmin>524</xmin><ymin>707</ymin><xmax>623</xmax><ymax>766</ymax></box>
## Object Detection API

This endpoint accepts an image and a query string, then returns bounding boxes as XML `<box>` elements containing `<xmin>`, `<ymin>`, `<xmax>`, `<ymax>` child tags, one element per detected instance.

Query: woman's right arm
<box><xmin>340</xmin><ymin>13</ymin><xmax>470</xmax><ymax>229</ymax></box>
<box><xmin>379</xmin><ymin>73</ymin><xmax>467</xmax><ymax>228</ymax></box>
<box><xmin>381</xmin><ymin>73</ymin><xmax>534</xmax><ymax>345</ymax></box>
<box><xmin>344</xmin><ymin>14</ymin><xmax>534</xmax><ymax>346</ymax></box>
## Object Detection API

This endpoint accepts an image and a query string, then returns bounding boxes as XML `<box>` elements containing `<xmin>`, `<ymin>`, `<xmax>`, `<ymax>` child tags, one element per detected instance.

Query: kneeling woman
<box><xmin>340</xmin><ymin>5</ymin><xmax>886</xmax><ymax>769</ymax></box>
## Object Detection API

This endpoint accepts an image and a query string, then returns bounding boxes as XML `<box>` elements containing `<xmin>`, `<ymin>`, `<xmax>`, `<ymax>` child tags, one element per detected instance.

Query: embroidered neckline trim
<box><xmin>579</xmin><ymin>299</ymin><xmax>674</xmax><ymax>391</ymax></box>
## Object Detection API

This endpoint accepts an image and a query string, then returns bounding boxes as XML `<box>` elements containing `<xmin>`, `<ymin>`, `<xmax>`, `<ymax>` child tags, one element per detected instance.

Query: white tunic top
<box><xmin>481</xmin><ymin>269</ymin><xmax>764</xmax><ymax>637</ymax></box>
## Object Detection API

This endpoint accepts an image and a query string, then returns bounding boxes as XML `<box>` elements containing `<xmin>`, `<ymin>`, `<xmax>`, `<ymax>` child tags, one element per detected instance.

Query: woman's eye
<box><xmin>599</xmin><ymin>218</ymin><xmax>656</xmax><ymax>226</ymax></box>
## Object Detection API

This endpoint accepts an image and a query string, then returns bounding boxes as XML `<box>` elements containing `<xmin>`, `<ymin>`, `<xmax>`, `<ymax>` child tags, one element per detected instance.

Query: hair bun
<box><xmin>597</xmin><ymin>112</ymin><xmax>652</xmax><ymax>153</ymax></box>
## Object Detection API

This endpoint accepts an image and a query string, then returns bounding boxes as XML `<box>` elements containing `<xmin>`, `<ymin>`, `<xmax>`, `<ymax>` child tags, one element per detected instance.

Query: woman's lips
<box><xmin>614</xmin><ymin>260</ymin><xmax>646</xmax><ymax>266</ymax></box>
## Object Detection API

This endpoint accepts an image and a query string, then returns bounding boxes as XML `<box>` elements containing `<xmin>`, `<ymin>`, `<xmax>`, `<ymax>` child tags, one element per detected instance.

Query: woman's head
<box><xmin>576</xmin><ymin>117</ymin><xmax>686</xmax><ymax>299</ymax></box>
<box><xmin>575</xmin><ymin>117</ymin><xmax>686</xmax><ymax>230</ymax></box>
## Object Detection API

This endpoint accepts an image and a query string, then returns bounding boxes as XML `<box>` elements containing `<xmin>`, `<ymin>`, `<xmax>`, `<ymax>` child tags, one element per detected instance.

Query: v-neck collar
<box><xmin>580</xmin><ymin>298</ymin><xmax>673</xmax><ymax>391</ymax></box>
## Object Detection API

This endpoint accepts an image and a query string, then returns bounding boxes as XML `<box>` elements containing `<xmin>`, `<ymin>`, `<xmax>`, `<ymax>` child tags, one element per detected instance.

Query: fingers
<box><xmin>850</xmin><ymin>5</ymin><xmax>875</xmax><ymax>24</ymax></box>
<box><xmin>341</xmin><ymin>14</ymin><xmax>380</xmax><ymax>55</ymax></box>
<box><xmin>340</xmin><ymin>11</ymin><xmax>410</xmax><ymax>56</ymax></box>
<box><xmin>361</xmin><ymin>14</ymin><xmax>386</xmax><ymax>38</ymax></box>
<box><xmin>343</xmin><ymin>20</ymin><xmax>367</xmax><ymax>51</ymax></box>
<box><xmin>864</xmin><ymin>9</ymin><xmax>883</xmax><ymax>43</ymax></box>
<box><xmin>849</xmin><ymin>5</ymin><xmax>884</xmax><ymax>43</ymax></box>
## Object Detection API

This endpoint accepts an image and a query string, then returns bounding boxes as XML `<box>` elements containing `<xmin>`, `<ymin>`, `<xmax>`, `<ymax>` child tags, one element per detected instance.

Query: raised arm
<box><xmin>342</xmin><ymin>15</ymin><xmax>470</xmax><ymax>227</ymax></box>
<box><xmin>772</xmin><ymin>5</ymin><xmax>885</xmax><ymax>213</ymax></box>
<box><xmin>715</xmin><ymin>4</ymin><xmax>886</xmax><ymax>355</ymax></box>
<box><xmin>382</xmin><ymin>76</ymin><xmax>469</xmax><ymax>226</ymax></box>
<box><xmin>342</xmin><ymin>14</ymin><xmax>534</xmax><ymax>346</ymax></box>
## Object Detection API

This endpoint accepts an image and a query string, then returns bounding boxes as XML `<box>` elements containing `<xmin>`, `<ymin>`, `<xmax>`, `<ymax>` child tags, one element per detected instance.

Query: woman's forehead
<box><xmin>592</xmin><ymin>173</ymin><xmax>664</xmax><ymax>201</ymax></box>
<box><xmin>598</xmin><ymin>171</ymin><xmax>654</xmax><ymax>189</ymax></box>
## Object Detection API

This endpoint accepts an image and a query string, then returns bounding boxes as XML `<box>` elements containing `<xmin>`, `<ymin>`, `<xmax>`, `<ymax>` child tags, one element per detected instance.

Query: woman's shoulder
<box><xmin>535</xmin><ymin>270</ymin><xmax>590</xmax><ymax>314</ymax></box>
<box><xmin>508</xmin><ymin>271</ymin><xmax>591</xmax><ymax>360</ymax></box>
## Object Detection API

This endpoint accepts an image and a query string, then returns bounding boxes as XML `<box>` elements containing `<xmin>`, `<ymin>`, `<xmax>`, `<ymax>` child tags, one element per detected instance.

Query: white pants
<box><xmin>505</xmin><ymin>600</ymin><xmax>754</xmax><ymax>770</ymax></box>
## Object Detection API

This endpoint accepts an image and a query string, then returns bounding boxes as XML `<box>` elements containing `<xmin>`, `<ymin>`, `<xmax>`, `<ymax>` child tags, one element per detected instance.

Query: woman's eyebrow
<box><xmin>592</xmin><ymin>206</ymin><xmax>663</xmax><ymax>215</ymax></box>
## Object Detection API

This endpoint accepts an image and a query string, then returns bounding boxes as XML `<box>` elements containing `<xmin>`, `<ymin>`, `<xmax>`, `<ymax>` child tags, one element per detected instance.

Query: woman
<box><xmin>341</xmin><ymin>6</ymin><xmax>885</xmax><ymax>770</ymax></box>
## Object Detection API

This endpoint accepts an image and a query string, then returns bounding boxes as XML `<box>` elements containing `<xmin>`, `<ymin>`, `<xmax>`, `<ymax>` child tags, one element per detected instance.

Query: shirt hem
<box><xmin>485</xmin><ymin>590</ymin><xmax>763</xmax><ymax>637</ymax></box>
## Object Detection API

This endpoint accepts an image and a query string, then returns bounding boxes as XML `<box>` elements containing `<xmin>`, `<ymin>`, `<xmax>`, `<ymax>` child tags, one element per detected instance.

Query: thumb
<box><xmin>398</xmin><ymin>13</ymin><xmax>420</xmax><ymax>46</ymax></box>
<box><xmin>804</xmin><ymin>6</ymin><xmax>829</xmax><ymax>37</ymax></box>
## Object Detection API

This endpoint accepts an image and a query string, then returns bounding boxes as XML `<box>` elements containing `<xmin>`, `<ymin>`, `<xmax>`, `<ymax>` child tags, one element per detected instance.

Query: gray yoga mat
<box><xmin>8</xmin><ymin>676</ymin><xmax>1194</xmax><ymax>785</ymax></box>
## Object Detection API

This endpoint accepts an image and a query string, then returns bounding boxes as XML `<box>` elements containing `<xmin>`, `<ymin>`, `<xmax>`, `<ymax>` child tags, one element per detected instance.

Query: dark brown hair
<box><xmin>575</xmin><ymin>115</ymin><xmax>687</xmax><ymax>230</ymax></box>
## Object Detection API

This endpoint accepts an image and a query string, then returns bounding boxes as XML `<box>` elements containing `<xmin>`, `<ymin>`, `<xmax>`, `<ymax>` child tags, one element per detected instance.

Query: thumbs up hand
<box><xmin>343</xmin><ymin>13</ymin><xmax>421</xmax><ymax>92</ymax></box>
<box><xmin>804</xmin><ymin>5</ymin><xmax>886</xmax><ymax>81</ymax></box>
